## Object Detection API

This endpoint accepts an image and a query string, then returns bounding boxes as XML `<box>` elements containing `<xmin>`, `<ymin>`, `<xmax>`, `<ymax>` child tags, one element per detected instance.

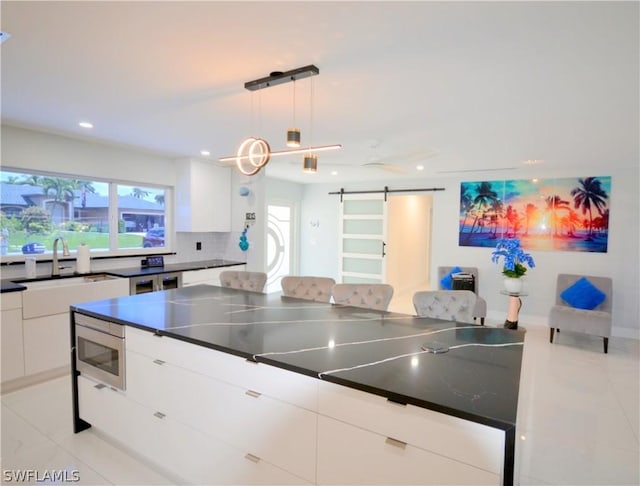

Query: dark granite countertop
<box><xmin>102</xmin><ymin>259</ymin><xmax>245</xmax><ymax>278</ymax></box>
<box><xmin>0</xmin><ymin>280</ymin><xmax>27</xmax><ymax>293</ymax></box>
<box><xmin>71</xmin><ymin>284</ymin><xmax>524</xmax><ymax>431</ymax></box>
<box><xmin>0</xmin><ymin>259</ymin><xmax>245</xmax><ymax>292</ymax></box>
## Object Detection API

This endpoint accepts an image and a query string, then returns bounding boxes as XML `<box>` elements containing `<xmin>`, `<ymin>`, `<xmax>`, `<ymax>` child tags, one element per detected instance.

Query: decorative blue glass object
<box><xmin>239</xmin><ymin>227</ymin><xmax>249</xmax><ymax>251</ymax></box>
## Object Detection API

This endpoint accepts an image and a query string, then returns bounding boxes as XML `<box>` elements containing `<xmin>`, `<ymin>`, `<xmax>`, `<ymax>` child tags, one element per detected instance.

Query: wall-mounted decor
<box><xmin>459</xmin><ymin>176</ymin><xmax>611</xmax><ymax>253</ymax></box>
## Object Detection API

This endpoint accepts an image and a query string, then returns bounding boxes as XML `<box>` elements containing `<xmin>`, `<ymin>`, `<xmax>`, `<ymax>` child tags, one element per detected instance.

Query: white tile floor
<box><xmin>1</xmin><ymin>323</ymin><xmax>638</xmax><ymax>485</ymax></box>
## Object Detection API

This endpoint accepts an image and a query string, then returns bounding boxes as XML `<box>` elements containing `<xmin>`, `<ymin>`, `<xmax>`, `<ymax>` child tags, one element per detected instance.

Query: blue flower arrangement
<box><xmin>491</xmin><ymin>238</ymin><xmax>535</xmax><ymax>278</ymax></box>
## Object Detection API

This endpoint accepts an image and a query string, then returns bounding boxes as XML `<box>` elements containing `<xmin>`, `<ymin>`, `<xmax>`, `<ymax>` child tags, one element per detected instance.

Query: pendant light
<box><xmin>220</xmin><ymin>65</ymin><xmax>341</xmax><ymax>175</ymax></box>
<box><xmin>286</xmin><ymin>79</ymin><xmax>301</xmax><ymax>147</ymax></box>
<box><xmin>303</xmin><ymin>75</ymin><xmax>317</xmax><ymax>173</ymax></box>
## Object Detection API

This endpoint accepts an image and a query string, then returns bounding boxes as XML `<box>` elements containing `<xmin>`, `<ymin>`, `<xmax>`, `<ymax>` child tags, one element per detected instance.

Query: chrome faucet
<box><xmin>52</xmin><ymin>236</ymin><xmax>70</xmax><ymax>276</ymax></box>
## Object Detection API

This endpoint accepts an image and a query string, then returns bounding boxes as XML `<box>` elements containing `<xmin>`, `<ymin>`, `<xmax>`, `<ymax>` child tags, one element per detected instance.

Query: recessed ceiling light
<box><xmin>331</xmin><ymin>170</ymin><xmax>338</xmax><ymax>176</ymax></box>
<box><xmin>523</xmin><ymin>159</ymin><xmax>544</xmax><ymax>165</ymax></box>
<box><xmin>416</xmin><ymin>165</ymin><xmax>424</xmax><ymax>171</ymax></box>
<box><xmin>200</xmin><ymin>150</ymin><xmax>211</xmax><ymax>156</ymax></box>
<box><xmin>78</xmin><ymin>121</ymin><xmax>93</xmax><ymax>129</ymax></box>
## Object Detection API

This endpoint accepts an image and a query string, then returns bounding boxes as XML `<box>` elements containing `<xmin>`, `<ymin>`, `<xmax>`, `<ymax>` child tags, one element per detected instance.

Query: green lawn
<box><xmin>5</xmin><ymin>231</ymin><xmax>143</xmax><ymax>253</ymax></box>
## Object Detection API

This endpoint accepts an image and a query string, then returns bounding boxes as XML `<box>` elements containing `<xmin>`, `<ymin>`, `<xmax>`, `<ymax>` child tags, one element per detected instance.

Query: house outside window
<box><xmin>0</xmin><ymin>169</ymin><xmax>168</xmax><ymax>257</ymax></box>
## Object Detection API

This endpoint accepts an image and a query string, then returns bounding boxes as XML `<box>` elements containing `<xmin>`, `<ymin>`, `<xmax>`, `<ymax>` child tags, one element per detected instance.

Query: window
<box><xmin>0</xmin><ymin>169</ymin><xmax>169</xmax><ymax>258</ymax></box>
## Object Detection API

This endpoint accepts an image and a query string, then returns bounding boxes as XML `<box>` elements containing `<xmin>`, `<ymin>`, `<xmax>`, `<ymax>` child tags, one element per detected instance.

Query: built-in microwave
<box><xmin>75</xmin><ymin>313</ymin><xmax>126</xmax><ymax>390</ymax></box>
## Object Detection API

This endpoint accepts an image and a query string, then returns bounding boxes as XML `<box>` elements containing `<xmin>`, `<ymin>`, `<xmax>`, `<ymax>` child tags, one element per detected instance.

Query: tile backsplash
<box><xmin>175</xmin><ymin>231</ymin><xmax>246</xmax><ymax>263</ymax></box>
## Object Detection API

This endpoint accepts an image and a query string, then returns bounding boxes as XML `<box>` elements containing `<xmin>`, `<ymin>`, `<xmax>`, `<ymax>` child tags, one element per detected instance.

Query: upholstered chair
<box><xmin>331</xmin><ymin>283</ymin><xmax>394</xmax><ymax>311</ymax></box>
<box><xmin>413</xmin><ymin>290</ymin><xmax>477</xmax><ymax>324</ymax></box>
<box><xmin>437</xmin><ymin>266</ymin><xmax>487</xmax><ymax>325</ymax></box>
<box><xmin>280</xmin><ymin>276</ymin><xmax>336</xmax><ymax>303</ymax></box>
<box><xmin>219</xmin><ymin>270</ymin><xmax>267</xmax><ymax>293</ymax></box>
<box><xmin>549</xmin><ymin>273</ymin><xmax>612</xmax><ymax>353</ymax></box>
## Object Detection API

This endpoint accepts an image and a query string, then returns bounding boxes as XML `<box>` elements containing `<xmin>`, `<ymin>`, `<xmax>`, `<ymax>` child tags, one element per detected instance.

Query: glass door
<box><xmin>267</xmin><ymin>204</ymin><xmax>294</xmax><ymax>293</ymax></box>
<box><xmin>339</xmin><ymin>194</ymin><xmax>387</xmax><ymax>284</ymax></box>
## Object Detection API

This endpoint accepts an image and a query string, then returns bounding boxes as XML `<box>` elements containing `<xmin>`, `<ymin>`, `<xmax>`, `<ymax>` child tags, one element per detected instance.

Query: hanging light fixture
<box><xmin>303</xmin><ymin>75</ymin><xmax>317</xmax><ymax>173</ymax></box>
<box><xmin>219</xmin><ymin>65</ymin><xmax>341</xmax><ymax>175</ymax></box>
<box><xmin>286</xmin><ymin>78</ymin><xmax>301</xmax><ymax>147</ymax></box>
<box><xmin>303</xmin><ymin>154</ymin><xmax>318</xmax><ymax>173</ymax></box>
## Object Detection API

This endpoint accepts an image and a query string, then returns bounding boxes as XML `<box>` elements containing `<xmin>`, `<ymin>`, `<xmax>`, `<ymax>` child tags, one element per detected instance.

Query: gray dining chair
<box><xmin>219</xmin><ymin>270</ymin><xmax>267</xmax><ymax>293</ymax></box>
<box><xmin>280</xmin><ymin>276</ymin><xmax>336</xmax><ymax>303</ymax></box>
<box><xmin>332</xmin><ymin>283</ymin><xmax>394</xmax><ymax>311</ymax></box>
<box><xmin>413</xmin><ymin>290</ymin><xmax>477</xmax><ymax>324</ymax></box>
<box><xmin>438</xmin><ymin>266</ymin><xmax>487</xmax><ymax>325</ymax></box>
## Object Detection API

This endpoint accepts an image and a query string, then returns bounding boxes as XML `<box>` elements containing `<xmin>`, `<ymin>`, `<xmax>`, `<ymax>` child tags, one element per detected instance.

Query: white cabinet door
<box><xmin>317</xmin><ymin>415</ymin><xmax>499</xmax><ymax>485</ymax></box>
<box><xmin>23</xmin><ymin>313</ymin><xmax>70</xmax><ymax>375</ymax></box>
<box><xmin>175</xmin><ymin>159</ymin><xmax>231</xmax><ymax>232</ymax></box>
<box><xmin>1</xmin><ymin>300</ymin><xmax>25</xmax><ymax>382</ymax></box>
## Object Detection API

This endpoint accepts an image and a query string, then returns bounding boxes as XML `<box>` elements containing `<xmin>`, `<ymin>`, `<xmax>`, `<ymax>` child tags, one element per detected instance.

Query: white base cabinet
<box><xmin>1</xmin><ymin>293</ymin><xmax>25</xmax><ymax>382</ymax></box>
<box><xmin>182</xmin><ymin>265</ymin><xmax>246</xmax><ymax>287</ymax></box>
<box><xmin>78</xmin><ymin>376</ymin><xmax>304</xmax><ymax>485</ymax></box>
<box><xmin>23</xmin><ymin>312</ymin><xmax>69</xmax><ymax>375</ymax></box>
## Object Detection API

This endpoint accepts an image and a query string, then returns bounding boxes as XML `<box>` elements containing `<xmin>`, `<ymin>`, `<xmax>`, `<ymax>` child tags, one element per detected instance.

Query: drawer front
<box><xmin>127</xmin><ymin>326</ymin><xmax>318</xmax><ymax>411</ymax></box>
<box><xmin>318</xmin><ymin>380</ymin><xmax>504</xmax><ymax>474</ymax></box>
<box><xmin>317</xmin><ymin>415</ymin><xmax>499</xmax><ymax>485</ymax></box>
<box><xmin>182</xmin><ymin>268</ymin><xmax>223</xmax><ymax>286</ymax></box>
<box><xmin>126</xmin><ymin>348</ymin><xmax>316</xmax><ymax>482</ymax></box>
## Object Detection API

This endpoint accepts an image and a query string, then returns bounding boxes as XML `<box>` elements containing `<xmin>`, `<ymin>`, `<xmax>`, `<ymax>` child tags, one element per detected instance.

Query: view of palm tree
<box><xmin>459</xmin><ymin>176</ymin><xmax>610</xmax><ymax>252</ymax></box>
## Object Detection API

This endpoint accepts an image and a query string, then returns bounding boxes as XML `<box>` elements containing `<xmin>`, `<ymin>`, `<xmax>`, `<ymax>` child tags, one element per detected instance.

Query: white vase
<box><xmin>503</xmin><ymin>277</ymin><xmax>523</xmax><ymax>294</ymax></box>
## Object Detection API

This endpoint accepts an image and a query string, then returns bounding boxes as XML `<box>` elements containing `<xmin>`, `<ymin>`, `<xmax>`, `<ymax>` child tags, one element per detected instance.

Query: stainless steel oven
<box><xmin>75</xmin><ymin>313</ymin><xmax>126</xmax><ymax>390</ymax></box>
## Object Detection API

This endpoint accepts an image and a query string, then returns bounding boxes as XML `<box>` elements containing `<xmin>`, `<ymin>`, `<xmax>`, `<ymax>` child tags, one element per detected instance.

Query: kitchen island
<box><xmin>71</xmin><ymin>285</ymin><xmax>525</xmax><ymax>485</ymax></box>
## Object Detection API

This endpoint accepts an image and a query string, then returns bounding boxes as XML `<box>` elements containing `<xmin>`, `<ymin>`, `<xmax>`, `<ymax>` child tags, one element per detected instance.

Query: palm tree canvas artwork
<box><xmin>459</xmin><ymin>176</ymin><xmax>611</xmax><ymax>253</ymax></box>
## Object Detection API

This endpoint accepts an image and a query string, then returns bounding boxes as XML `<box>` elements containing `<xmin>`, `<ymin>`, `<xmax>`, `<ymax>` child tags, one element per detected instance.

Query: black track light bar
<box><xmin>244</xmin><ymin>65</ymin><xmax>319</xmax><ymax>91</ymax></box>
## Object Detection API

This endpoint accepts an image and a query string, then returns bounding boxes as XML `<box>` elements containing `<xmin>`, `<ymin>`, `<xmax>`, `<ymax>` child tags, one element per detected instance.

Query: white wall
<box><xmin>230</xmin><ymin>170</ymin><xmax>266</xmax><ymax>272</ymax></box>
<box><xmin>299</xmin><ymin>169</ymin><xmax>640</xmax><ymax>339</ymax></box>
<box><xmin>2</xmin><ymin>125</ymin><xmax>175</xmax><ymax>186</ymax></box>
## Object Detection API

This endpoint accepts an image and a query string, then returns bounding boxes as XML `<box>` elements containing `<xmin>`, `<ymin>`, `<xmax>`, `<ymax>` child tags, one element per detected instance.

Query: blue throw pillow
<box><xmin>560</xmin><ymin>277</ymin><xmax>606</xmax><ymax>310</ymax></box>
<box><xmin>440</xmin><ymin>266</ymin><xmax>463</xmax><ymax>290</ymax></box>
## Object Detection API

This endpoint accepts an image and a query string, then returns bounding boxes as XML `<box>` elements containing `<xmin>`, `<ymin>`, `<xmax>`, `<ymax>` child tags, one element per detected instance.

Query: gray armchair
<box><xmin>332</xmin><ymin>283</ymin><xmax>394</xmax><ymax>311</ymax></box>
<box><xmin>219</xmin><ymin>270</ymin><xmax>267</xmax><ymax>293</ymax></box>
<box><xmin>549</xmin><ymin>274</ymin><xmax>612</xmax><ymax>353</ymax></box>
<box><xmin>437</xmin><ymin>266</ymin><xmax>487</xmax><ymax>325</ymax></box>
<box><xmin>413</xmin><ymin>290</ymin><xmax>477</xmax><ymax>324</ymax></box>
<box><xmin>281</xmin><ymin>276</ymin><xmax>336</xmax><ymax>303</ymax></box>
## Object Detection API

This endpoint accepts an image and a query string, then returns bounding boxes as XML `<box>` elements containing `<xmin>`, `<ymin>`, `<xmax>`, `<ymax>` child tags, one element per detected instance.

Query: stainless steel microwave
<box><xmin>75</xmin><ymin>313</ymin><xmax>126</xmax><ymax>390</ymax></box>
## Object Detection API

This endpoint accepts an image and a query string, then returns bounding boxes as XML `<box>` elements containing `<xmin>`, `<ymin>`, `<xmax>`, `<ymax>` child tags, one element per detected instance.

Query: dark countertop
<box><xmin>0</xmin><ymin>259</ymin><xmax>245</xmax><ymax>292</ymax></box>
<box><xmin>71</xmin><ymin>284</ymin><xmax>525</xmax><ymax>431</ymax></box>
<box><xmin>102</xmin><ymin>259</ymin><xmax>245</xmax><ymax>278</ymax></box>
<box><xmin>0</xmin><ymin>280</ymin><xmax>27</xmax><ymax>293</ymax></box>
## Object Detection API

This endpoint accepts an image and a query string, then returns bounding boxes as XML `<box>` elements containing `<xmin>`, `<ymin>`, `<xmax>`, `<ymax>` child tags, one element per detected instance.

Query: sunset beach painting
<box><xmin>459</xmin><ymin>176</ymin><xmax>611</xmax><ymax>253</ymax></box>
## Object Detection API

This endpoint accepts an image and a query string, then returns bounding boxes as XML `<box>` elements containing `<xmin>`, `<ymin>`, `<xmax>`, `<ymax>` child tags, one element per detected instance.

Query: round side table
<box><xmin>499</xmin><ymin>290</ymin><xmax>528</xmax><ymax>330</ymax></box>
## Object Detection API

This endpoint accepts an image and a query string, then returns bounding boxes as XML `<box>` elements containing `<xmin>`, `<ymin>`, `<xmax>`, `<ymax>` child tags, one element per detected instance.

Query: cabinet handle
<box><xmin>94</xmin><ymin>383</ymin><xmax>106</xmax><ymax>390</ymax></box>
<box><xmin>153</xmin><ymin>411</ymin><xmax>166</xmax><ymax>419</ymax></box>
<box><xmin>387</xmin><ymin>397</ymin><xmax>407</xmax><ymax>407</ymax></box>
<box><xmin>244</xmin><ymin>453</ymin><xmax>260</xmax><ymax>463</ymax></box>
<box><xmin>385</xmin><ymin>437</ymin><xmax>407</xmax><ymax>449</ymax></box>
<box><xmin>245</xmin><ymin>390</ymin><xmax>261</xmax><ymax>398</ymax></box>
<box><xmin>153</xmin><ymin>359</ymin><xmax>166</xmax><ymax>365</ymax></box>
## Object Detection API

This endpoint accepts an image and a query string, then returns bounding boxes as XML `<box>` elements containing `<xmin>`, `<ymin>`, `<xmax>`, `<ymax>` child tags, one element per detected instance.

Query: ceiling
<box><xmin>1</xmin><ymin>1</ymin><xmax>638</xmax><ymax>184</ymax></box>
